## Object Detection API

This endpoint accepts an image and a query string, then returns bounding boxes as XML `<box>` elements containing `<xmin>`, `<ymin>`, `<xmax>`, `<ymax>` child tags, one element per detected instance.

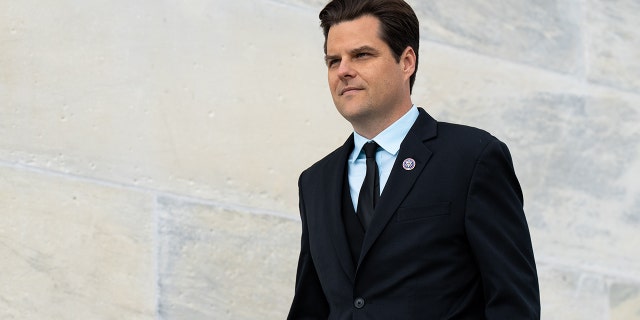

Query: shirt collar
<box><xmin>350</xmin><ymin>105</ymin><xmax>419</xmax><ymax>160</ymax></box>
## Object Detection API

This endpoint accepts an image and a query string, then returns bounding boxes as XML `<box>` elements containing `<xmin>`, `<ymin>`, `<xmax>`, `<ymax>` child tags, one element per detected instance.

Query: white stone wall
<box><xmin>1</xmin><ymin>0</ymin><xmax>638</xmax><ymax>319</ymax></box>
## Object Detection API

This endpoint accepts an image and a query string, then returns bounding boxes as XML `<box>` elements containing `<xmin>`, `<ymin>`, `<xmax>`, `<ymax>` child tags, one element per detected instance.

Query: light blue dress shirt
<box><xmin>348</xmin><ymin>105</ymin><xmax>419</xmax><ymax>211</ymax></box>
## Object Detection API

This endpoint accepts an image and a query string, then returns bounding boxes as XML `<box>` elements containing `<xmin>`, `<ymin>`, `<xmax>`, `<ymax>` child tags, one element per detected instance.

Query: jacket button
<box><xmin>354</xmin><ymin>297</ymin><xmax>365</xmax><ymax>309</ymax></box>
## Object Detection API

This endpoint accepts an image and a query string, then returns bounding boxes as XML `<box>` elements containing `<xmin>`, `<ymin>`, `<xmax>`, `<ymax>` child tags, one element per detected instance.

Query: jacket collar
<box><xmin>322</xmin><ymin>108</ymin><xmax>438</xmax><ymax>278</ymax></box>
<box><xmin>357</xmin><ymin>107</ymin><xmax>437</xmax><ymax>269</ymax></box>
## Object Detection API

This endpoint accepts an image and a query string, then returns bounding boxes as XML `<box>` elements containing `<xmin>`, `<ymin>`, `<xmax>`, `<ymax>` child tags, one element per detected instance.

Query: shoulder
<box><xmin>299</xmin><ymin>140</ymin><xmax>351</xmax><ymax>187</ymax></box>
<box><xmin>433</xmin><ymin>121</ymin><xmax>517</xmax><ymax>177</ymax></box>
<box><xmin>438</xmin><ymin>121</ymin><xmax>496</xmax><ymax>142</ymax></box>
<box><xmin>434</xmin><ymin>121</ymin><xmax>502</xmax><ymax>156</ymax></box>
<box><xmin>414</xmin><ymin>108</ymin><xmax>501</xmax><ymax>155</ymax></box>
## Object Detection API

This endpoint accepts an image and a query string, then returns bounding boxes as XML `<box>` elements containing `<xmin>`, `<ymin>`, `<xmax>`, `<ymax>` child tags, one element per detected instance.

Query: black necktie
<box><xmin>357</xmin><ymin>141</ymin><xmax>380</xmax><ymax>230</ymax></box>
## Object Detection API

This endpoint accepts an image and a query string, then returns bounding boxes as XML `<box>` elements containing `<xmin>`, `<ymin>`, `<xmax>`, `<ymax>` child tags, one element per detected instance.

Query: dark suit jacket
<box><xmin>288</xmin><ymin>108</ymin><xmax>540</xmax><ymax>319</ymax></box>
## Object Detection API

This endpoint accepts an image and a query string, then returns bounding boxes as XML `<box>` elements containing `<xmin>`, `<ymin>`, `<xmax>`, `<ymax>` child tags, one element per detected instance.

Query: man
<box><xmin>288</xmin><ymin>0</ymin><xmax>540</xmax><ymax>319</ymax></box>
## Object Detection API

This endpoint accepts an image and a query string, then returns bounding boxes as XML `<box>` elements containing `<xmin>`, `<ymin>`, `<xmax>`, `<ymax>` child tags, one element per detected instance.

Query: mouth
<box><xmin>340</xmin><ymin>87</ymin><xmax>362</xmax><ymax>96</ymax></box>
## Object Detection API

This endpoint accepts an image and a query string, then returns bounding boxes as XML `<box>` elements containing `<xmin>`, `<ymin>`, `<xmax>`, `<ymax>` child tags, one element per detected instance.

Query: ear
<box><xmin>400</xmin><ymin>46</ymin><xmax>416</xmax><ymax>80</ymax></box>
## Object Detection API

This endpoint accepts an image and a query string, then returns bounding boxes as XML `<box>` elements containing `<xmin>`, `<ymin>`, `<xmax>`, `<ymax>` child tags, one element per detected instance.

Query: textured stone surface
<box><xmin>0</xmin><ymin>166</ymin><xmax>155</xmax><ymax>319</ymax></box>
<box><xmin>408</xmin><ymin>0</ymin><xmax>584</xmax><ymax>74</ymax></box>
<box><xmin>586</xmin><ymin>0</ymin><xmax>640</xmax><ymax>92</ymax></box>
<box><xmin>157</xmin><ymin>198</ymin><xmax>299</xmax><ymax>319</ymax></box>
<box><xmin>278</xmin><ymin>0</ymin><xmax>587</xmax><ymax>75</ymax></box>
<box><xmin>1</xmin><ymin>0</ymin><xmax>640</xmax><ymax>318</ymax></box>
<box><xmin>273</xmin><ymin>0</ymin><xmax>327</xmax><ymax>10</ymax></box>
<box><xmin>415</xmin><ymin>42</ymin><xmax>640</xmax><ymax>281</ymax></box>
<box><xmin>611</xmin><ymin>283</ymin><xmax>640</xmax><ymax>320</ymax></box>
<box><xmin>0</xmin><ymin>0</ymin><xmax>345</xmax><ymax>215</ymax></box>
<box><xmin>413</xmin><ymin>40</ymin><xmax>586</xmax><ymax>159</ymax></box>
<box><xmin>538</xmin><ymin>265</ymin><xmax>608</xmax><ymax>319</ymax></box>
<box><xmin>523</xmin><ymin>91</ymin><xmax>640</xmax><ymax>278</ymax></box>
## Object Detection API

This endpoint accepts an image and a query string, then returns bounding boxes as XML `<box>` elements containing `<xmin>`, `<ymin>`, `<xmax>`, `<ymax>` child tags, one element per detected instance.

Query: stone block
<box><xmin>586</xmin><ymin>0</ymin><xmax>640</xmax><ymax>92</ymax></box>
<box><xmin>523</xmin><ymin>90</ymin><xmax>640</xmax><ymax>279</ymax></box>
<box><xmin>0</xmin><ymin>0</ymin><xmax>347</xmax><ymax>215</ymax></box>
<box><xmin>157</xmin><ymin>197</ymin><xmax>299</xmax><ymax>319</ymax></box>
<box><xmin>611</xmin><ymin>283</ymin><xmax>640</xmax><ymax>320</ymax></box>
<box><xmin>412</xmin><ymin>41</ymin><xmax>585</xmax><ymax>141</ymax></box>
<box><xmin>413</xmin><ymin>42</ymin><xmax>640</xmax><ymax>279</ymax></box>
<box><xmin>0</xmin><ymin>166</ymin><xmax>155</xmax><ymax>319</ymax></box>
<box><xmin>538</xmin><ymin>265</ymin><xmax>608</xmax><ymax>319</ymax></box>
<box><xmin>407</xmin><ymin>0</ymin><xmax>584</xmax><ymax>74</ymax></box>
<box><xmin>271</xmin><ymin>0</ymin><xmax>327</xmax><ymax>11</ymax></box>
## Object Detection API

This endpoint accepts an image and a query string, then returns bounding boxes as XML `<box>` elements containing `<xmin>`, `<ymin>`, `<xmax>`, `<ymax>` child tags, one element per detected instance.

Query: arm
<box><xmin>465</xmin><ymin>139</ymin><xmax>540</xmax><ymax>319</ymax></box>
<box><xmin>287</xmin><ymin>178</ymin><xmax>329</xmax><ymax>320</ymax></box>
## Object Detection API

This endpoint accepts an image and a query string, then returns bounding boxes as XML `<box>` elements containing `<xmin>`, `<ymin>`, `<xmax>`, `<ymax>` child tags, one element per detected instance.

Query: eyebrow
<box><xmin>324</xmin><ymin>54</ymin><xmax>340</xmax><ymax>65</ymax></box>
<box><xmin>324</xmin><ymin>45</ymin><xmax>380</xmax><ymax>64</ymax></box>
<box><xmin>351</xmin><ymin>45</ymin><xmax>379</xmax><ymax>55</ymax></box>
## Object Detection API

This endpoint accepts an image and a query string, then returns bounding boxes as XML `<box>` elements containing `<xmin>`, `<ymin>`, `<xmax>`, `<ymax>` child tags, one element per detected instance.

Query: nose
<box><xmin>337</xmin><ymin>60</ymin><xmax>355</xmax><ymax>79</ymax></box>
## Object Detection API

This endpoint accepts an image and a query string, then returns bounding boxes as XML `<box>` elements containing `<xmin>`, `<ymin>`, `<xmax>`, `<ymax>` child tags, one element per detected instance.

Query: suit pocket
<box><xmin>396</xmin><ymin>202</ymin><xmax>451</xmax><ymax>223</ymax></box>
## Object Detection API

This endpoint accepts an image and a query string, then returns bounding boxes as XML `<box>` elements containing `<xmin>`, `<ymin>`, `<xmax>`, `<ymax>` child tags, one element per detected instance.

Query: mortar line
<box><xmin>264</xmin><ymin>0</ymin><xmax>319</xmax><ymax>13</ymax></box>
<box><xmin>536</xmin><ymin>255</ymin><xmax>640</xmax><ymax>284</ymax></box>
<box><xmin>3</xmin><ymin>161</ymin><xmax>639</xmax><ymax>284</ymax></box>
<box><xmin>0</xmin><ymin>160</ymin><xmax>298</xmax><ymax>221</ymax></box>
<box><xmin>431</xmin><ymin>33</ymin><xmax>639</xmax><ymax>97</ymax></box>
<box><xmin>152</xmin><ymin>194</ymin><xmax>162</xmax><ymax>320</ymax></box>
<box><xmin>265</xmin><ymin>0</ymin><xmax>640</xmax><ymax>98</ymax></box>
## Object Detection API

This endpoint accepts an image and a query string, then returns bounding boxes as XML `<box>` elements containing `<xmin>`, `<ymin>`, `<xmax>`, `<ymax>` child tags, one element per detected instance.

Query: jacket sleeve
<box><xmin>287</xmin><ymin>176</ymin><xmax>329</xmax><ymax>320</ymax></box>
<box><xmin>465</xmin><ymin>139</ymin><xmax>541</xmax><ymax>319</ymax></box>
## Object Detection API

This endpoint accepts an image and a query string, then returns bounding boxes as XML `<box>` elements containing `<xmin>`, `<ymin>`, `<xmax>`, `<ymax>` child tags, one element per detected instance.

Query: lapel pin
<box><xmin>402</xmin><ymin>158</ymin><xmax>416</xmax><ymax>171</ymax></box>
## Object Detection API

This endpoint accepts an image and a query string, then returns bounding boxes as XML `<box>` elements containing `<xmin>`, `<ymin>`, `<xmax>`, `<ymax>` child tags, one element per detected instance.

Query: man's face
<box><xmin>325</xmin><ymin>15</ymin><xmax>411</xmax><ymax>129</ymax></box>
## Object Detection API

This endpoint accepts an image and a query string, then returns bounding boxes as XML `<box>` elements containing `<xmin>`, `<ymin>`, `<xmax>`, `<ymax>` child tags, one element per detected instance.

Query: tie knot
<box><xmin>362</xmin><ymin>141</ymin><xmax>379</xmax><ymax>159</ymax></box>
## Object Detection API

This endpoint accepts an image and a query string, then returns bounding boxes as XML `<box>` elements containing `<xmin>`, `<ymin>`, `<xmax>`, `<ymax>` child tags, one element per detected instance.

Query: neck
<box><xmin>352</xmin><ymin>103</ymin><xmax>413</xmax><ymax>140</ymax></box>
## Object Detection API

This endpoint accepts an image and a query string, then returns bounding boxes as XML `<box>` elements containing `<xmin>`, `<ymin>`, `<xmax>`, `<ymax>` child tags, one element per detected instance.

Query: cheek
<box><xmin>372</xmin><ymin>79</ymin><xmax>396</xmax><ymax>102</ymax></box>
<box><xmin>327</xmin><ymin>73</ymin><xmax>338</xmax><ymax>90</ymax></box>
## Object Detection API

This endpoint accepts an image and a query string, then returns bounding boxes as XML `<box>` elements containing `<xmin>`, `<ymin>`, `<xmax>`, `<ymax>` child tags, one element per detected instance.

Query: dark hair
<box><xmin>319</xmin><ymin>0</ymin><xmax>420</xmax><ymax>92</ymax></box>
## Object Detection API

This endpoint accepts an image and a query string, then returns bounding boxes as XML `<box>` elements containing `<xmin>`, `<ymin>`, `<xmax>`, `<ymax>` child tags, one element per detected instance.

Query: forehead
<box><xmin>326</xmin><ymin>15</ymin><xmax>385</xmax><ymax>53</ymax></box>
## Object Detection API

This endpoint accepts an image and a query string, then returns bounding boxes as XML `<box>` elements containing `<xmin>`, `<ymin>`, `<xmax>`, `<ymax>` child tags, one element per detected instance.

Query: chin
<box><xmin>334</xmin><ymin>96</ymin><xmax>372</xmax><ymax>118</ymax></box>
<box><xmin>337</xmin><ymin>107</ymin><xmax>370</xmax><ymax>124</ymax></box>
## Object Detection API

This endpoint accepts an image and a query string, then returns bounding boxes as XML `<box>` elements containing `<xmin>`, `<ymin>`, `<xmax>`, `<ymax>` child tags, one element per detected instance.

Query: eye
<box><xmin>355</xmin><ymin>52</ymin><xmax>370</xmax><ymax>58</ymax></box>
<box><xmin>327</xmin><ymin>59</ymin><xmax>340</xmax><ymax>68</ymax></box>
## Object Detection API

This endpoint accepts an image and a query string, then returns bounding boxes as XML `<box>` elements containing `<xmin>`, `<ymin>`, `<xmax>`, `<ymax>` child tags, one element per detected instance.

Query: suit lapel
<box><xmin>324</xmin><ymin>135</ymin><xmax>357</xmax><ymax>281</ymax></box>
<box><xmin>357</xmin><ymin>108</ymin><xmax>437</xmax><ymax>269</ymax></box>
